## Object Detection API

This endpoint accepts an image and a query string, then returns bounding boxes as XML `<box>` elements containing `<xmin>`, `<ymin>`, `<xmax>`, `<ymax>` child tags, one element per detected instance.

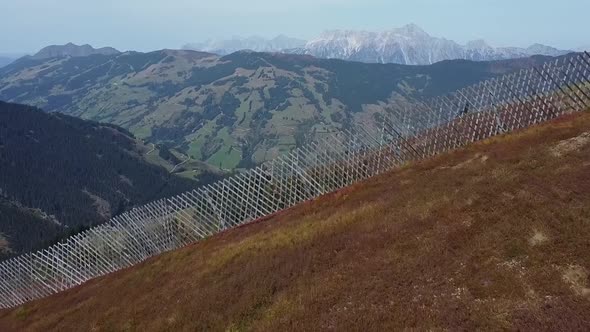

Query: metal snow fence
<box><xmin>1</xmin><ymin>52</ymin><xmax>589</xmax><ymax>309</ymax></box>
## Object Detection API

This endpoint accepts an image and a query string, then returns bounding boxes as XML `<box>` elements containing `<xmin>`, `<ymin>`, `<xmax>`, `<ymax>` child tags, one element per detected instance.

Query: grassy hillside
<box><xmin>0</xmin><ymin>101</ymin><xmax>199</xmax><ymax>258</ymax></box>
<box><xmin>1</xmin><ymin>109</ymin><xmax>589</xmax><ymax>331</ymax></box>
<box><xmin>0</xmin><ymin>50</ymin><xmax>552</xmax><ymax>170</ymax></box>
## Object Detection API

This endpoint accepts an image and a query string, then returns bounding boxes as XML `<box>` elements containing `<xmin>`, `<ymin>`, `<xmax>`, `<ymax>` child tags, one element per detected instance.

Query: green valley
<box><xmin>0</xmin><ymin>50</ymin><xmax>552</xmax><ymax>171</ymax></box>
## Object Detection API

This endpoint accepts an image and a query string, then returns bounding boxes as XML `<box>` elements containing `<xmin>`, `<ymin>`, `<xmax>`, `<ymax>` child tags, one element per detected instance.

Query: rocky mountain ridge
<box><xmin>296</xmin><ymin>24</ymin><xmax>571</xmax><ymax>65</ymax></box>
<box><xmin>183</xmin><ymin>24</ymin><xmax>572</xmax><ymax>65</ymax></box>
<box><xmin>31</xmin><ymin>42</ymin><xmax>120</xmax><ymax>60</ymax></box>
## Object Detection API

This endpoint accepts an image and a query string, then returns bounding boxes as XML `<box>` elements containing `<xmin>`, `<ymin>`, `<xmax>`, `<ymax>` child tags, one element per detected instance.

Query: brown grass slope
<box><xmin>2</xmin><ymin>111</ymin><xmax>590</xmax><ymax>331</ymax></box>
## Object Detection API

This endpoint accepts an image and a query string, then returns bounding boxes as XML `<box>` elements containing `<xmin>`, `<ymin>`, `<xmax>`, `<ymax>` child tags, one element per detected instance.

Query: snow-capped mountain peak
<box><xmin>183</xmin><ymin>24</ymin><xmax>573</xmax><ymax>65</ymax></box>
<box><xmin>300</xmin><ymin>24</ymin><xmax>571</xmax><ymax>65</ymax></box>
<box><xmin>394</xmin><ymin>23</ymin><xmax>429</xmax><ymax>38</ymax></box>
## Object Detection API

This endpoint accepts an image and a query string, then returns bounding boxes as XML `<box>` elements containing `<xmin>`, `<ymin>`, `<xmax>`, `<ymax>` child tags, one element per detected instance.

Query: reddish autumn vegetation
<box><xmin>1</xmin><ymin>111</ymin><xmax>590</xmax><ymax>331</ymax></box>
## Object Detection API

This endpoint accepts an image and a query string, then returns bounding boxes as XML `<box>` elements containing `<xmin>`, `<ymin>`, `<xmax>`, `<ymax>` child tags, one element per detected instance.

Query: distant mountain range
<box><xmin>0</xmin><ymin>101</ymin><xmax>196</xmax><ymax>259</ymax></box>
<box><xmin>184</xmin><ymin>24</ymin><xmax>574</xmax><ymax>65</ymax></box>
<box><xmin>31</xmin><ymin>42</ymin><xmax>120</xmax><ymax>60</ymax></box>
<box><xmin>183</xmin><ymin>35</ymin><xmax>306</xmax><ymax>55</ymax></box>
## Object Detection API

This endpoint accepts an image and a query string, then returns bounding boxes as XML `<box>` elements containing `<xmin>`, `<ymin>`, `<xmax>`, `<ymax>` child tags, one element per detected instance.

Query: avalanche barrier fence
<box><xmin>1</xmin><ymin>52</ymin><xmax>589</xmax><ymax>309</ymax></box>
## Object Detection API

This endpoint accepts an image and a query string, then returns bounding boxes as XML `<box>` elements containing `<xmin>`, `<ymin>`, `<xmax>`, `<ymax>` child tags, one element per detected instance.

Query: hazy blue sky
<box><xmin>2</xmin><ymin>0</ymin><xmax>588</xmax><ymax>54</ymax></box>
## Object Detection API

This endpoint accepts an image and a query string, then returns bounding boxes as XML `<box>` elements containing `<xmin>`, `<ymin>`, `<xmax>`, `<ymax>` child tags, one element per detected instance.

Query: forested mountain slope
<box><xmin>0</xmin><ymin>101</ymin><xmax>197</xmax><ymax>258</ymax></box>
<box><xmin>2</xmin><ymin>110</ymin><xmax>589</xmax><ymax>331</ymax></box>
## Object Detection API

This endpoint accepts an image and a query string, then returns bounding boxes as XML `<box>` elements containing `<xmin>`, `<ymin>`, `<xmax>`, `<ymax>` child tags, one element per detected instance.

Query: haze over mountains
<box><xmin>183</xmin><ymin>24</ymin><xmax>574</xmax><ymax>65</ymax></box>
<box><xmin>31</xmin><ymin>42</ymin><xmax>120</xmax><ymax>60</ymax></box>
<box><xmin>0</xmin><ymin>53</ymin><xmax>25</xmax><ymax>68</ymax></box>
<box><xmin>183</xmin><ymin>35</ymin><xmax>306</xmax><ymax>55</ymax></box>
<box><xmin>0</xmin><ymin>57</ymin><xmax>14</xmax><ymax>68</ymax></box>
<box><xmin>3</xmin><ymin>24</ymin><xmax>582</xmax><ymax>67</ymax></box>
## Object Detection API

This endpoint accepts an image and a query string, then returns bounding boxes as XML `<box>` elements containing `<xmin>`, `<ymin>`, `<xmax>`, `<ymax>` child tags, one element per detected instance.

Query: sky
<box><xmin>1</xmin><ymin>0</ymin><xmax>588</xmax><ymax>54</ymax></box>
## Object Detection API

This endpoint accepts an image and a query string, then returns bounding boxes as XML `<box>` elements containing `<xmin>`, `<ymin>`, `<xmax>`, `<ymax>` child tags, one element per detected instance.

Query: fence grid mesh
<box><xmin>1</xmin><ymin>52</ymin><xmax>590</xmax><ymax>309</ymax></box>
